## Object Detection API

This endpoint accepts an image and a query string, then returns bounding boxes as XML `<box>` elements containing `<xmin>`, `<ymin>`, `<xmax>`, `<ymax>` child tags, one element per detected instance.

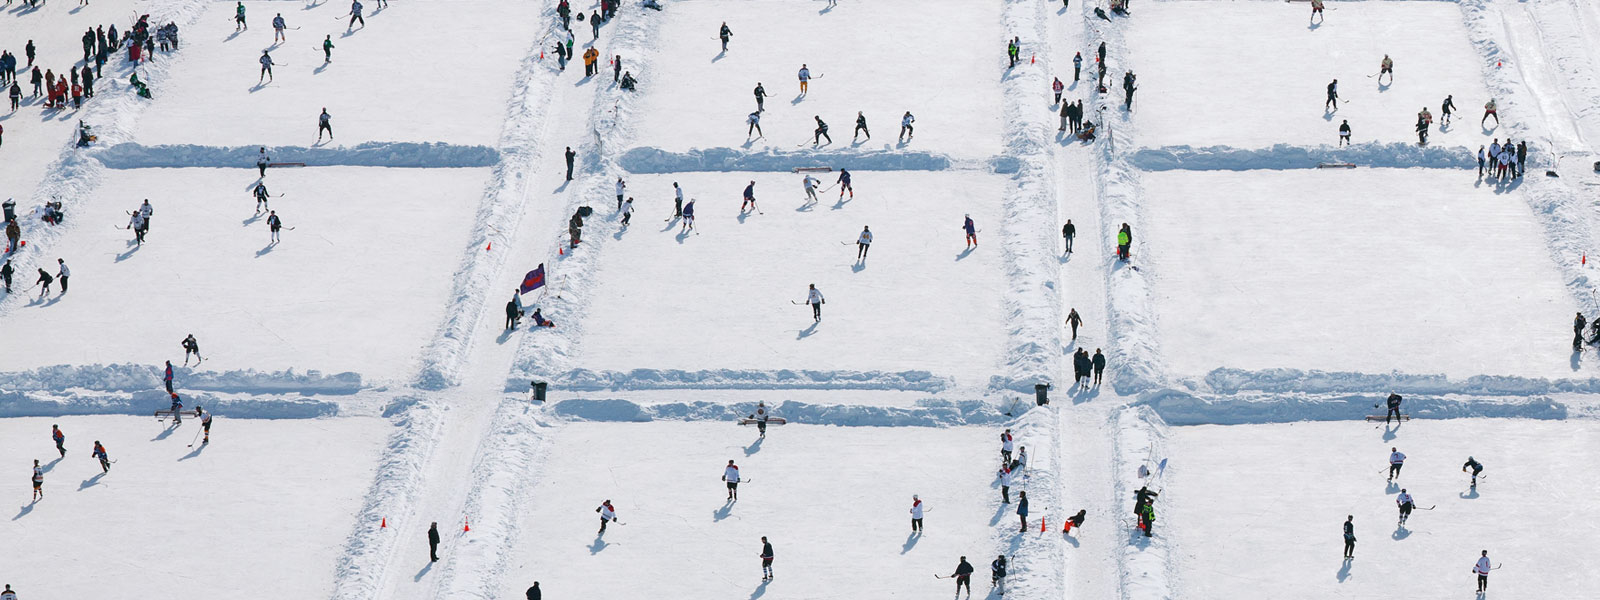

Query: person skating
<box><xmin>169</xmin><ymin>392</ymin><xmax>185</xmax><ymax>424</ymax></box>
<box><xmin>964</xmin><ymin>215</ymin><xmax>977</xmax><ymax>248</ymax></box>
<box><xmin>1416</xmin><ymin>107</ymin><xmax>1432</xmax><ymax>145</ymax></box>
<box><xmin>680</xmin><ymin>199</ymin><xmax>695</xmax><ymax>233</ymax></box>
<box><xmin>812</xmin><ymin>116</ymin><xmax>831</xmax><ymax>146</ymax></box>
<box><xmin>950</xmin><ymin>556</ymin><xmax>974</xmax><ymax>599</ymax></box>
<box><xmin>1463</xmin><ymin>456</ymin><xmax>1483</xmax><ymax>488</ymax></box>
<box><xmin>1388</xmin><ymin>447</ymin><xmax>1406</xmax><ymax>480</ymax></box>
<box><xmin>1062</xmin><ymin>219</ymin><xmax>1075</xmax><ymax>252</ymax></box>
<box><xmin>853</xmin><ymin>111</ymin><xmax>869</xmax><ymax>141</ymax></box>
<box><xmin>235</xmin><ymin>2</ymin><xmax>248</xmax><ymax>31</ymax></box>
<box><xmin>1016</xmin><ymin>490</ymin><xmax>1030</xmax><ymax>532</ymax></box>
<box><xmin>614</xmin><ymin>177</ymin><xmax>627</xmax><ymax>211</ymax></box>
<box><xmin>1385</xmin><ymin>392</ymin><xmax>1403</xmax><ymax>423</ymax></box>
<box><xmin>1441</xmin><ymin>95</ymin><xmax>1456</xmax><ymax>126</ymax></box>
<box><xmin>805</xmin><ymin>283</ymin><xmax>824</xmax><ymax>322</ymax></box>
<box><xmin>1325</xmin><ymin>79</ymin><xmax>1338</xmax><ymax>111</ymax></box>
<box><xmin>34</xmin><ymin>268</ymin><xmax>52</xmax><ymax>299</ymax></box>
<box><xmin>998</xmin><ymin>463</ymin><xmax>1014</xmax><ymax>504</ymax></box>
<box><xmin>620</xmin><ymin>197</ymin><xmax>633</xmax><ymax>226</ymax></box>
<box><xmin>52</xmin><ymin>259</ymin><xmax>68</xmax><ymax>294</ymax></box>
<box><xmin>258</xmin><ymin>50</ymin><xmax>275</xmax><ymax>84</ymax></box>
<box><xmin>759</xmin><ymin>536</ymin><xmax>774</xmax><ymax>579</ymax></box>
<box><xmin>802</xmin><ymin>174</ymin><xmax>820</xmax><ymax>205</ymax></box>
<box><xmin>564</xmin><ymin>147</ymin><xmax>576</xmax><ymax>181</ymax></box>
<box><xmin>1092</xmin><ymin>349</ymin><xmax>1106</xmax><ymax>386</ymax></box>
<box><xmin>595</xmin><ymin>499</ymin><xmax>616</xmax><ymax>534</ymax></box>
<box><xmin>672</xmin><ymin>182</ymin><xmax>685</xmax><ymax>218</ymax></box>
<box><xmin>267</xmin><ymin>210</ymin><xmax>284</xmax><ymax>243</ymax></box>
<box><xmin>899</xmin><ymin>111</ymin><xmax>915</xmax><ymax>141</ymax></box>
<box><xmin>164</xmin><ymin>360</ymin><xmax>175</xmax><ymax>393</ymax></box>
<box><xmin>1482</xmin><ymin>98</ymin><xmax>1498</xmax><ymax>127</ymax></box>
<box><xmin>1066</xmin><ymin>308</ymin><xmax>1082</xmax><ymax>340</ymax></box>
<box><xmin>1311</xmin><ymin>0</ymin><xmax>1324</xmax><ymax>23</ymax></box>
<box><xmin>1117</xmin><ymin>223</ymin><xmax>1132</xmax><ymax>260</ymax></box>
<box><xmin>31</xmin><ymin>459</ymin><xmax>43</xmax><ymax>501</ymax></box>
<box><xmin>753</xmin><ymin>82</ymin><xmax>766</xmax><ymax>112</ymax></box>
<box><xmin>835</xmin><ymin>169</ymin><xmax>853</xmax><ymax>199</ymax></box>
<box><xmin>254</xmin><ymin>181</ymin><xmax>271</xmax><ymax>213</ymax></box>
<box><xmin>1473</xmin><ymin>550</ymin><xmax>1492</xmax><ymax>593</ymax></box>
<box><xmin>200</xmin><ymin>407</ymin><xmax>212</xmax><ymax>443</ymax></box>
<box><xmin>991</xmin><ymin>555</ymin><xmax>1008</xmax><ymax>595</ymax></box>
<box><xmin>428</xmin><ymin>522</ymin><xmax>440</xmax><ymax>562</ymax></box>
<box><xmin>1</xmin><ymin>583</ymin><xmax>15</xmax><ymax>600</ymax></box>
<box><xmin>318</xmin><ymin>108</ymin><xmax>333</xmax><ymax>142</ymax></box>
<box><xmin>797</xmin><ymin>64</ymin><xmax>810</xmax><ymax>95</ymax></box>
<box><xmin>1396</xmin><ymin>488</ymin><xmax>1415</xmax><ymax>524</ymax></box>
<box><xmin>856</xmin><ymin>226</ymin><xmax>872</xmax><ymax>261</ymax></box>
<box><xmin>323</xmin><ymin>35</ymin><xmax>335</xmax><ymax>63</ymax></box>
<box><xmin>719</xmin><ymin>22</ymin><xmax>732</xmax><ymax>52</ymax></box>
<box><xmin>742</xmin><ymin>180</ymin><xmax>759</xmax><ymax>213</ymax></box>
<box><xmin>347</xmin><ymin>0</ymin><xmax>365</xmax><ymax>30</ymax></box>
<box><xmin>1000</xmin><ymin>429</ymin><xmax>1014</xmax><ymax>464</ymax></box>
<box><xmin>722</xmin><ymin>459</ymin><xmax>741</xmax><ymax>500</ymax></box>
<box><xmin>1338</xmin><ymin>120</ymin><xmax>1351</xmax><ymax>146</ymax></box>
<box><xmin>257</xmin><ymin>148</ymin><xmax>271</xmax><ymax>177</ymax></box>
<box><xmin>751</xmin><ymin>401</ymin><xmax>771</xmax><ymax>437</ymax></box>
<box><xmin>909</xmin><ymin>495</ymin><xmax>924</xmax><ymax>532</ymax></box>
<box><xmin>92</xmin><ymin>441</ymin><xmax>109</xmax><ymax>473</ymax></box>
<box><xmin>52</xmin><ymin>424</ymin><xmax>65</xmax><ymax>457</ymax></box>
<box><xmin>747</xmin><ymin>111</ymin><xmax>762</xmax><ymax>138</ymax></box>
<box><xmin>182</xmin><ymin>334</ymin><xmax>203</xmax><ymax>365</ymax></box>
<box><xmin>1377</xmin><ymin>54</ymin><xmax>1393</xmax><ymax>85</ymax></box>
<box><xmin>1343</xmin><ymin>515</ymin><xmax>1355</xmax><ymax>558</ymax></box>
<box><xmin>272</xmin><ymin>13</ymin><xmax>287</xmax><ymax>42</ymax></box>
<box><xmin>1062</xmin><ymin>508</ymin><xmax>1086</xmax><ymax>534</ymax></box>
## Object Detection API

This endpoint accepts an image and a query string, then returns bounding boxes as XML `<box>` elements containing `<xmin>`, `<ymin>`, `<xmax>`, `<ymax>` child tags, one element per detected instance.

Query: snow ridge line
<box><xmin>329</xmin><ymin>396</ymin><xmax>448</xmax><ymax>600</ymax></box>
<box><xmin>619</xmin><ymin>145</ymin><xmax>957</xmax><ymax>173</ymax></box>
<box><xmin>510</xmin><ymin>9</ymin><xmax>663</xmax><ymax>384</ymax></box>
<box><xmin>992</xmin><ymin>404</ymin><xmax>1065</xmax><ymax>600</ymax></box>
<box><xmin>1111</xmin><ymin>406</ymin><xmax>1176</xmax><ymax>600</ymax></box>
<box><xmin>1204</xmin><ymin>365</ymin><xmax>1600</xmax><ymax>397</ymax></box>
<box><xmin>0</xmin><ymin>389</ymin><xmax>340</xmax><ymax>419</ymax></box>
<box><xmin>91</xmin><ymin>141</ymin><xmax>500</xmax><ymax>169</ymax></box>
<box><xmin>1088</xmin><ymin>8</ymin><xmax>1165</xmax><ymax>395</ymax></box>
<box><xmin>996</xmin><ymin>0</ymin><xmax>1067</xmax><ymax>396</ymax></box>
<box><xmin>549</xmin><ymin>397</ymin><xmax>1010</xmax><ymax>426</ymax></box>
<box><xmin>1130</xmin><ymin>142</ymin><xmax>1475</xmax><ymax>171</ymax></box>
<box><xmin>1135</xmin><ymin>389</ymin><xmax>1566</xmax><ymax>426</ymax></box>
<box><xmin>0</xmin><ymin>0</ymin><xmax>214</xmax><ymax>312</ymax></box>
<box><xmin>0</xmin><ymin>363</ymin><xmax>360</xmax><ymax>394</ymax></box>
<box><xmin>412</xmin><ymin>7</ymin><xmax>567</xmax><ymax>391</ymax></box>
<box><xmin>431</xmin><ymin>401</ymin><xmax>555</xmax><ymax>600</ymax></box>
<box><xmin>516</xmin><ymin>367</ymin><xmax>950</xmax><ymax>393</ymax></box>
<box><xmin>1459</xmin><ymin>0</ymin><xmax>1600</xmax><ymax>321</ymax></box>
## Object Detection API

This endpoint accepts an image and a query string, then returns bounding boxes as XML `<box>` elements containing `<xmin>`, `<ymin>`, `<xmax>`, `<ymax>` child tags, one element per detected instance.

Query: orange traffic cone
<box><xmin>463</xmin><ymin>517</ymin><xmax>471</xmax><ymax>533</ymax></box>
<box><xmin>1030</xmin><ymin>54</ymin><xmax>1035</xmax><ymax>64</ymax></box>
<box><xmin>1040</xmin><ymin>518</ymin><xmax>1047</xmax><ymax>533</ymax></box>
<box><xmin>486</xmin><ymin>242</ymin><xmax>492</xmax><ymax>251</ymax></box>
<box><xmin>380</xmin><ymin>517</ymin><xmax>387</xmax><ymax>528</ymax></box>
<box><xmin>558</xmin><ymin>246</ymin><xmax>565</xmax><ymax>256</ymax></box>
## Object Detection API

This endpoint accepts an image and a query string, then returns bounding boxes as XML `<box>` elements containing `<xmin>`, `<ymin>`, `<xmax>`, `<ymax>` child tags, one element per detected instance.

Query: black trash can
<box><xmin>1034</xmin><ymin>383</ymin><xmax>1050</xmax><ymax>406</ymax></box>
<box><xmin>532</xmin><ymin>381</ymin><xmax>548</xmax><ymax>403</ymax></box>
<box><xmin>2</xmin><ymin>199</ymin><xmax>15</xmax><ymax>223</ymax></box>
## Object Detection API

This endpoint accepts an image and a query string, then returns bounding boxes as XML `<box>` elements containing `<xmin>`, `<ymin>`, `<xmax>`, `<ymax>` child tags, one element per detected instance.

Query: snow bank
<box><xmin>1205</xmin><ymin>366</ymin><xmax>1600</xmax><ymax>398</ymax></box>
<box><xmin>549</xmin><ymin>397</ymin><xmax>1019</xmax><ymax>427</ymax></box>
<box><xmin>1131</xmin><ymin>142</ymin><xmax>1475</xmax><ymax>171</ymax></box>
<box><xmin>0</xmin><ymin>363</ymin><xmax>360</xmax><ymax>394</ymax></box>
<box><xmin>1140</xmin><ymin>388</ymin><xmax>1567</xmax><ymax>426</ymax></box>
<box><xmin>527</xmin><ymin>368</ymin><xmax>949</xmax><ymax>393</ymax></box>
<box><xmin>331</xmin><ymin>396</ymin><xmax>447</xmax><ymax>600</ymax></box>
<box><xmin>619</xmin><ymin>146</ymin><xmax>955</xmax><ymax>173</ymax></box>
<box><xmin>0</xmin><ymin>388</ymin><xmax>338</xmax><ymax>419</ymax></box>
<box><xmin>92</xmin><ymin>142</ymin><xmax>500</xmax><ymax>169</ymax></box>
<box><xmin>1112</xmin><ymin>406</ymin><xmax>1175</xmax><ymax>600</ymax></box>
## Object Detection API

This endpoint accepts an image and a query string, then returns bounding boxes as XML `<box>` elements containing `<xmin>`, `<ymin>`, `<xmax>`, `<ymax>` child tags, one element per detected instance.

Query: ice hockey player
<box><xmin>1092</xmin><ymin>349</ymin><xmax>1106</xmax><ymax>386</ymax></box>
<box><xmin>164</xmin><ymin>360</ymin><xmax>175</xmax><ymax>393</ymax></box>
<box><xmin>253</xmin><ymin>181</ymin><xmax>271</xmax><ymax>213</ymax></box>
<box><xmin>753</xmin><ymin>82</ymin><xmax>766</xmax><ymax>112</ymax></box>
<box><xmin>1415</xmin><ymin>107</ymin><xmax>1432</xmax><ymax>145</ymax></box>
<box><xmin>347</xmin><ymin>0</ymin><xmax>366</xmax><ymax>30</ymax></box>
<box><xmin>564</xmin><ymin>146</ymin><xmax>576</xmax><ymax>181</ymax></box>
<box><xmin>1063</xmin><ymin>508</ymin><xmax>1086</xmax><ymax>534</ymax></box>
<box><xmin>169</xmin><ymin>392</ymin><xmax>185</xmax><ymax>424</ymax></box>
<box><xmin>323</xmin><ymin>35</ymin><xmax>335</xmax><ymax>63</ymax></box>
<box><xmin>829</xmin><ymin>169</ymin><xmax>850</xmax><ymax>199</ymax></box>
<box><xmin>991</xmin><ymin>555</ymin><xmax>1007</xmax><ymax>595</ymax></box>
<box><xmin>964</xmin><ymin>215</ymin><xmax>977</xmax><ymax>248</ymax></box>
<box><xmin>258</xmin><ymin>50</ymin><xmax>275</xmax><ymax>84</ymax></box>
<box><xmin>812</xmin><ymin>116</ymin><xmax>831</xmax><ymax>146</ymax></box>
<box><xmin>805</xmin><ymin>283</ymin><xmax>825</xmax><ymax>322</ymax></box>
<box><xmin>1062</xmin><ymin>220</ymin><xmax>1075</xmax><ymax>252</ymax></box>
<box><xmin>1384</xmin><ymin>392</ymin><xmax>1403</xmax><ymax>423</ymax></box>
<box><xmin>915</xmin><ymin>496</ymin><xmax>928</xmax><ymax>534</ymax></box>
<box><xmin>1066</xmin><ymin>308</ymin><xmax>1082</xmax><ymax>339</ymax></box>
<box><xmin>182</xmin><ymin>334</ymin><xmax>203</xmax><ymax>365</ymax></box>
<box><xmin>998</xmin><ymin>463</ymin><xmax>1014</xmax><ymax>504</ymax></box>
<box><xmin>1000</xmin><ymin>429</ymin><xmax>1014</xmax><ymax>463</ymax></box>
<box><xmin>318</xmin><ymin>108</ymin><xmax>333</xmax><ymax>142</ymax></box>
<box><xmin>1462</xmin><ymin>456</ymin><xmax>1483</xmax><ymax>487</ymax></box>
<box><xmin>272</xmin><ymin>14</ymin><xmax>287</xmax><ymax>43</ymax></box>
<box><xmin>797</xmin><ymin>64</ymin><xmax>810</xmax><ymax>95</ymax></box>
<box><xmin>722</xmin><ymin>459</ymin><xmax>741</xmax><ymax>500</ymax></box>
<box><xmin>680</xmin><ymin>199</ymin><xmax>695</xmax><ymax>233</ymax></box>
<box><xmin>1378</xmin><ymin>54</ymin><xmax>1393</xmax><ymax>85</ymax></box>
<box><xmin>267</xmin><ymin>210</ymin><xmax>284</xmax><ymax>243</ymax></box>
<box><xmin>950</xmin><ymin>556</ymin><xmax>974</xmax><ymax>598</ymax></box>
<box><xmin>1395</xmin><ymin>488</ymin><xmax>1415</xmax><ymax>524</ymax></box>
<box><xmin>235</xmin><ymin>2</ymin><xmax>248</xmax><ymax>31</ymax></box>
<box><xmin>1482</xmin><ymin>98</ymin><xmax>1498</xmax><ymax>127</ymax></box>
<box><xmin>1310</xmin><ymin>0</ymin><xmax>1324</xmax><ymax>23</ymax></box>
<box><xmin>51</xmin><ymin>424</ymin><xmax>65</xmax><ymax>457</ymax></box>
<box><xmin>751</xmin><ymin>401</ymin><xmax>771</xmax><ymax>437</ymax></box>
<box><xmin>1</xmin><ymin>584</ymin><xmax>16</xmax><ymax>600</ymax></box>
<box><xmin>759</xmin><ymin>536</ymin><xmax>774</xmax><ymax>579</ymax></box>
<box><xmin>742</xmin><ymin>180</ymin><xmax>758</xmax><ymax>213</ymax></box>
<box><xmin>672</xmin><ymin>182</ymin><xmax>685</xmax><ymax>218</ymax></box>
<box><xmin>33</xmin><ymin>268</ymin><xmax>52</xmax><ymax>299</ymax></box>
<box><xmin>1473</xmin><ymin>550</ymin><xmax>1492</xmax><ymax>593</ymax></box>
<box><xmin>1388</xmin><ymin>447</ymin><xmax>1406</xmax><ymax>480</ymax></box>
<box><xmin>1117</xmin><ymin>223</ymin><xmax>1131</xmax><ymax>260</ymax></box>
<box><xmin>257</xmin><ymin>147</ymin><xmax>271</xmax><ymax>177</ymax></box>
<box><xmin>428</xmin><ymin>522</ymin><xmax>441</xmax><ymax>562</ymax></box>
<box><xmin>899</xmin><ymin>111</ymin><xmax>915</xmax><ymax>141</ymax></box>
<box><xmin>32</xmin><ymin>459</ymin><xmax>43</xmax><ymax>501</ymax></box>
<box><xmin>620</xmin><ymin>197</ymin><xmax>633</xmax><ymax>226</ymax></box>
<box><xmin>719</xmin><ymin>22</ymin><xmax>732</xmax><ymax>52</ymax></box>
<box><xmin>1338</xmin><ymin>120</ymin><xmax>1351</xmax><ymax>146</ymax></box>
<box><xmin>200</xmin><ymin>407</ymin><xmax>213</xmax><ymax>443</ymax></box>
<box><xmin>802</xmin><ymin>174</ymin><xmax>820</xmax><ymax>205</ymax></box>
<box><xmin>92</xmin><ymin>441</ymin><xmax>110</xmax><ymax>473</ymax></box>
<box><xmin>595</xmin><ymin>499</ymin><xmax>616</xmax><ymax>534</ymax></box>
<box><xmin>747</xmin><ymin>111</ymin><xmax>762</xmax><ymax>138</ymax></box>
<box><xmin>853</xmin><ymin>111</ymin><xmax>869</xmax><ymax>141</ymax></box>
<box><xmin>856</xmin><ymin>226</ymin><xmax>872</xmax><ymax>261</ymax></box>
<box><xmin>1325</xmin><ymin>79</ymin><xmax>1339</xmax><ymax>111</ymax></box>
<box><xmin>1053</xmin><ymin>76</ymin><xmax>1064</xmax><ymax>104</ymax></box>
<box><xmin>1343</xmin><ymin>515</ymin><xmax>1355</xmax><ymax>557</ymax></box>
<box><xmin>1441</xmin><ymin>95</ymin><xmax>1456</xmax><ymax>126</ymax></box>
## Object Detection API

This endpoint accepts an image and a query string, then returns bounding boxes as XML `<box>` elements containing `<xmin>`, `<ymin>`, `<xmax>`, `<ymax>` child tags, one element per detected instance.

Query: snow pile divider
<box><xmin>1205</xmin><ymin>366</ymin><xmax>1600</xmax><ymax>397</ymax></box>
<box><xmin>1139</xmin><ymin>388</ymin><xmax>1567</xmax><ymax>426</ymax></box>
<box><xmin>1130</xmin><ymin>142</ymin><xmax>1476</xmax><ymax>171</ymax></box>
<box><xmin>0</xmin><ymin>363</ymin><xmax>360</xmax><ymax>395</ymax></box>
<box><xmin>1112</xmin><ymin>406</ymin><xmax>1176</xmax><ymax>600</ymax></box>
<box><xmin>619</xmin><ymin>146</ymin><xmax>954</xmax><ymax>173</ymax></box>
<box><xmin>92</xmin><ymin>142</ymin><xmax>500</xmax><ymax>169</ymax></box>
<box><xmin>0</xmin><ymin>388</ymin><xmax>339</xmax><ymax>418</ymax></box>
<box><xmin>549</xmin><ymin>398</ymin><xmax>1012</xmax><ymax>427</ymax></box>
<box><xmin>519</xmin><ymin>368</ymin><xmax>949</xmax><ymax>393</ymax></box>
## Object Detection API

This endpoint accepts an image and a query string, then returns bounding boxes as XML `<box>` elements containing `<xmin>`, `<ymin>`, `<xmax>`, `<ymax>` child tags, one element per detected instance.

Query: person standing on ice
<box><xmin>1122</xmin><ymin>70</ymin><xmax>1137</xmax><ymax>110</ymax></box>
<box><xmin>620</xmin><ymin>197</ymin><xmax>633</xmax><ymax>226</ymax></box>
<box><xmin>235</xmin><ymin>2</ymin><xmax>248</xmax><ymax>32</ymax></box>
<box><xmin>614</xmin><ymin>177</ymin><xmax>627</xmax><ymax>211</ymax></box>
<box><xmin>126</xmin><ymin>208</ymin><xmax>148</xmax><ymax>244</ymax></box>
<box><xmin>722</xmin><ymin>459</ymin><xmax>741</xmax><ymax>500</ymax></box>
<box><xmin>318</xmin><ymin>108</ymin><xmax>333</xmax><ymax>142</ymax></box>
<box><xmin>272</xmin><ymin>14</ymin><xmax>287</xmax><ymax>43</ymax></box>
<box><xmin>1476</xmin><ymin>145</ymin><xmax>1486</xmax><ymax>176</ymax></box>
<box><xmin>753</xmin><ymin>82</ymin><xmax>767</xmax><ymax>112</ymax></box>
<box><xmin>747</xmin><ymin>111</ymin><xmax>763</xmax><ymax>138</ymax></box>
<box><xmin>258</xmin><ymin>50</ymin><xmax>275</xmax><ymax>84</ymax></box>
<box><xmin>812</xmin><ymin>116</ymin><xmax>831</xmax><ymax>146</ymax></box>
<box><xmin>759</xmin><ymin>536</ymin><xmax>774</xmax><ymax>579</ymax></box>
<box><xmin>998</xmin><ymin>463</ymin><xmax>1014</xmax><ymax>504</ymax></box>
<box><xmin>564</xmin><ymin>146</ymin><xmax>576</xmax><ymax>181</ymax></box>
<box><xmin>680</xmin><ymin>199</ymin><xmax>695</xmax><ymax>233</ymax></box>
<box><xmin>1310</xmin><ymin>0</ymin><xmax>1324</xmax><ymax>23</ymax></box>
<box><xmin>1000</xmin><ymin>429</ymin><xmax>1015</xmax><ymax>464</ymax></box>
<box><xmin>526</xmin><ymin>582</ymin><xmax>541</xmax><ymax>600</ymax></box>
<box><xmin>1117</xmin><ymin>223</ymin><xmax>1132</xmax><ymax>260</ymax></box>
<box><xmin>1325</xmin><ymin>79</ymin><xmax>1339</xmax><ymax>111</ymax></box>
<box><xmin>1066</xmin><ymin>308</ymin><xmax>1082</xmax><ymax>340</ymax></box>
<box><xmin>1377</xmin><ymin>55</ymin><xmax>1393</xmax><ymax>85</ymax></box>
<box><xmin>856</xmin><ymin>226</ymin><xmax>872</xmax><ymax>261</ymax></box>
<box><xmin>1473</xmin><ymin>550</ymin><xmax>1492</xmax><ymax>593</ymax></box>
<box><xmin>1384</xmin><ymin>392</ymin><xmax>1403</xmax><ymax>424</ymax></box>
<box><xmin>0</xmin><ymin>259</ymin><xmax>11</xmax><ymax>293</ymax></box>
<box><xmin>899</xmin><ymin>111</ymin><xmax>915</xmax><ymax>142</ymax></box>
<box><xmin>1462</xmin><ymin>456</ymin><xmax>1484</xmax><ymax>487</ymax></box>
<box><xmin>1062</xmin><ymin>219</ymin><xmax>1075</xmax><ymax>252</ymax></box>
<box><xmin>964</xmin><ymin>215</ymin><xmax>977</xmax><ymax>248</ymax></box>
<box><xmin>1074</xmin><ymin>348</ymin><xmax>1092</xmax><ymax>389</ymax></box>
<box><xmin>950</xmin><ymin>556</ymin><xmax>974</xmax><ymax>599</ymax></box>
<box><xmin>1016</xmin><ymin>491</ymin><xmax>1030</xmax><ymax>532</ymax></box>
<box><xmin>802</xmin><ymin>174</ymin><xmax>820</xmax><ymax>205</ymax></box>
<box><xmin>1388</xmin><ymin>447</ymin><xmax>1406</xmax><ymax>480</ymax></box>
<box><xmin>33</xmin><ymin>269</ymin><xmax>53</xmax><ymax>299</ymax></box>
<box><xmin>1053</xmin><ymin>76</ymin><xmax>1064</xmax><ymax>105</ymax></box>
<box><xmin>991</xmin><ymin>555</ymin><xmax>1007</xmax><ymax>594</ymax></box>
<box><xmin>346</xmin><ymin>0</ymin><xmax>366</xmax><ymax>31</ymax></box>
<box><xmin>719</xmin><ymin>22</ymin><xmax>732</xmax><ymax>52</ymax></box>
<box><xmin>1073</xmin><ymin>52</ymin><xmax>1083</xmax><ymax>82</ymax></box>
<box><xmin>254</xmin><ymin>181</ymin><xmax>271</xmax><ymax>213</ymax></box>
<box><xmin>267</xmin><ymin>210</ymin><xmax>284</xmax><ymax>243</ymax></box>
<box><xmin>751</xmin><ymin>401</ymin><xmax>771</xmax><ymax>437</ymax></box>
<box><xmin>672</xmin><ymin>182</ymin><xmax>685</xmax><ymax>218</ymax></box>
<box><xmin>1416</xmin><ymin>107</ymin><xmax>1432</xmax><ymax>145</ymax></box>
<box><xmin>31</xmin><ymin>459</ymin><xmax>43</xmax><ymax>501</ymax></box>
<box><xmin>1092</xmin><ymin>349</ymin><xmax>1106</xmax><ymax>386</ymax></box>
<box><xmin>51</xmin><ymin>424</ymin><xmax>65</xmax><ymax>457</ymax></box>
<box><xmin>1441</xmin><ymin>95</ymin><xmax>1456</xmax><ymax>126</ymax></box>
<box><xmin>1342</xmin><ymin>515</ymin><xmax>1355</xmax><ymax>558</ymax></box>
<box><xmin>742</xmin><ymin>180</ymin><xmax>758</xmax><ymax>213</ymax></box>
<box><xmin>1395</xmin><ymin>488</ymin><xmax>1415</xmax><ymax>524</ymax></box>
<box><xmin>427</xmin><ymin>522</ymin><xmax>440</xmax><ymax>562</ymax></box>
<box><xmin>1482</xmin><ymin>98</ymin><xmax>1498</xmax><ymax>127</ymax></box>
<box><xmin>797</xmin><ymin>65</ymin><xmax>812</xmax><ymax>95</ymax></box>
<box><xmin>182</xmin><ymin>334</ymin><xmax>202</xmax><ymax>365</ymax></box>
<box><xmin>323</xmin><ymin>35</ymin><xmax>335</xmax><ymax>63</ymax></box>
<box><xmin>909</xmin><ymin>495</ymin><xmax>925</xmax><ymax>531</ymax></box>
<box><xmin>805</xmin><ymin>284</ymin><xmax>825</xmax><ymax>322</ymax></box>
<box><xmin>163</xmin><ymin>360</ymin><xmax>176</xmax><ymax>393</ymax></box>
<box><xmin>200</xmin><ymin>407</ymin><xmax>213</xmax><ymax>443</ymax></box>
<box><xmin>257</xmin><ymin>147</ymin><xmax>271</xmax><ymax>177</ymax></box>
<box><xmin>1</xmin><ymin>584</ymin><xmax>16</xmax><ymax>600</ymax></box>
<box><xmin>92</xmin><ymin>441</ymin><xmax>110</xmax><ymax>473</ymax></box>
<box><xmin>1517</xmin><ymin>141</ymin><xmax>1528</xmax><ymax>177</ymax></box>
<box><xmin>1338</xmin><ymin>120</ymin><xmax>1351</xmax><ymax>146</ymax></box>
<box><xmin>595</xmin><ymin>499</ymin><xmax>617</xmax><ymax>534</ymax></box>
<box><xmin>853</xmin><ymin>111</ymin><xmax>869</xmax><ymax>141</ymax></box>
<box><xmin>1006</xmin><ymin>37</ymin><xmax>1019</xmax><ymax>69</ymax></box>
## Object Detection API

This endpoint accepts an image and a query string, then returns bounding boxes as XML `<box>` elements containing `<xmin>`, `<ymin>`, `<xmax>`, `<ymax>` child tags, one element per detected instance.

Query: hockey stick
<box><xmin>1416</xmin><ymin>505</ymin><xmax>1437</xmax><ymax>510</ymax></box>
<box><xmin>187</xmin><ymin>426</ymin><xmax>203</xmax><ymax>447</ymax></box>
<box><xmin>934</xmin><ymin>574</ymin><xmax>952</xmax><ymax>579</ymax></box>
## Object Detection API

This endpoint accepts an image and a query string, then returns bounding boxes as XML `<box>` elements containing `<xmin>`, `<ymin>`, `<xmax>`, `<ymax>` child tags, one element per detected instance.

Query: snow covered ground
<box><xmin>4</xmin><ymin>415</ymin><xmax>388</xmax><ymax>600</ymax></box>
<box><xmin>1165</xmin><ymin>418</ymin><xmax>1600</xmax><ymax>599</ymax></box>
<box><xmin>1144</xmin><ymin>167</ymin><xmax>1574</xmax><ymax>380</ymax></box>
<box><xmin>0</xmin><ymin>167</ymin><xmax>483</xmax><ymax>382</ymax></box>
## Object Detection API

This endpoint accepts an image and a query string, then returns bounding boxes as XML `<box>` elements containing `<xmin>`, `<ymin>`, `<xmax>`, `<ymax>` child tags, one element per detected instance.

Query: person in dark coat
<box><xmin>526</xmin><ymin>582</ymin><xmax>541</xmax><ymax>600</ymax></box>
<box><xmin>1092</xmin><ymin>349</ymin><xmax>1106</xmax><ymax>386</ymax></box>
<box><xmin>428</xmin><ymin>522</ymin><xmax>441</xmax><ymax>562</ymax></box>
<box><xmin>506</xmin><ymin>299</ymin><xmax>522</xmax><ymax>330</ymax></box>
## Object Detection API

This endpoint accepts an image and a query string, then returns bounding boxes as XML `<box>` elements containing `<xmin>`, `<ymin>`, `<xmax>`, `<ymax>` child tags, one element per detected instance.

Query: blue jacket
<box><xmin>1017</xmin><ymin>497</ymin><xmax>1029</xmax><ymax>516</ymax></box>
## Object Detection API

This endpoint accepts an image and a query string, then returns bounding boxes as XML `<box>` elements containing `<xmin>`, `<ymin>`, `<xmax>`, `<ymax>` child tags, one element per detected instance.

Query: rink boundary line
<box><xmin>89</xmin><ymin>142</ymin><xmax>501</xmax><ymax>169</ymax></box>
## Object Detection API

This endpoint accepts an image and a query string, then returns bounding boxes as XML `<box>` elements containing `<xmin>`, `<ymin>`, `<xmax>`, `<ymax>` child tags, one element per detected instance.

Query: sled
<box><xmin>791</xmin><ymin>166</ymin><xmax>833</xmax><ymax>174</ymax></box>
<box><xmin>1363</xmin><ymin>414</ymin><xmax>1410</xmax><ymax>422</ymax></box>
<box><xmin>739</xmin><ymin>417</ymin><xmax>787</xmax><ymax>426</ymax></box>
<box><xmin>267</xmin><ymin>162</ymin><xmax>307</xmax><ymax>168</ymax></box>
<box><xmin>1317</xmin><ymin>163</ymin><xmax>1357</xmax><ymax>169</ymax></box>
